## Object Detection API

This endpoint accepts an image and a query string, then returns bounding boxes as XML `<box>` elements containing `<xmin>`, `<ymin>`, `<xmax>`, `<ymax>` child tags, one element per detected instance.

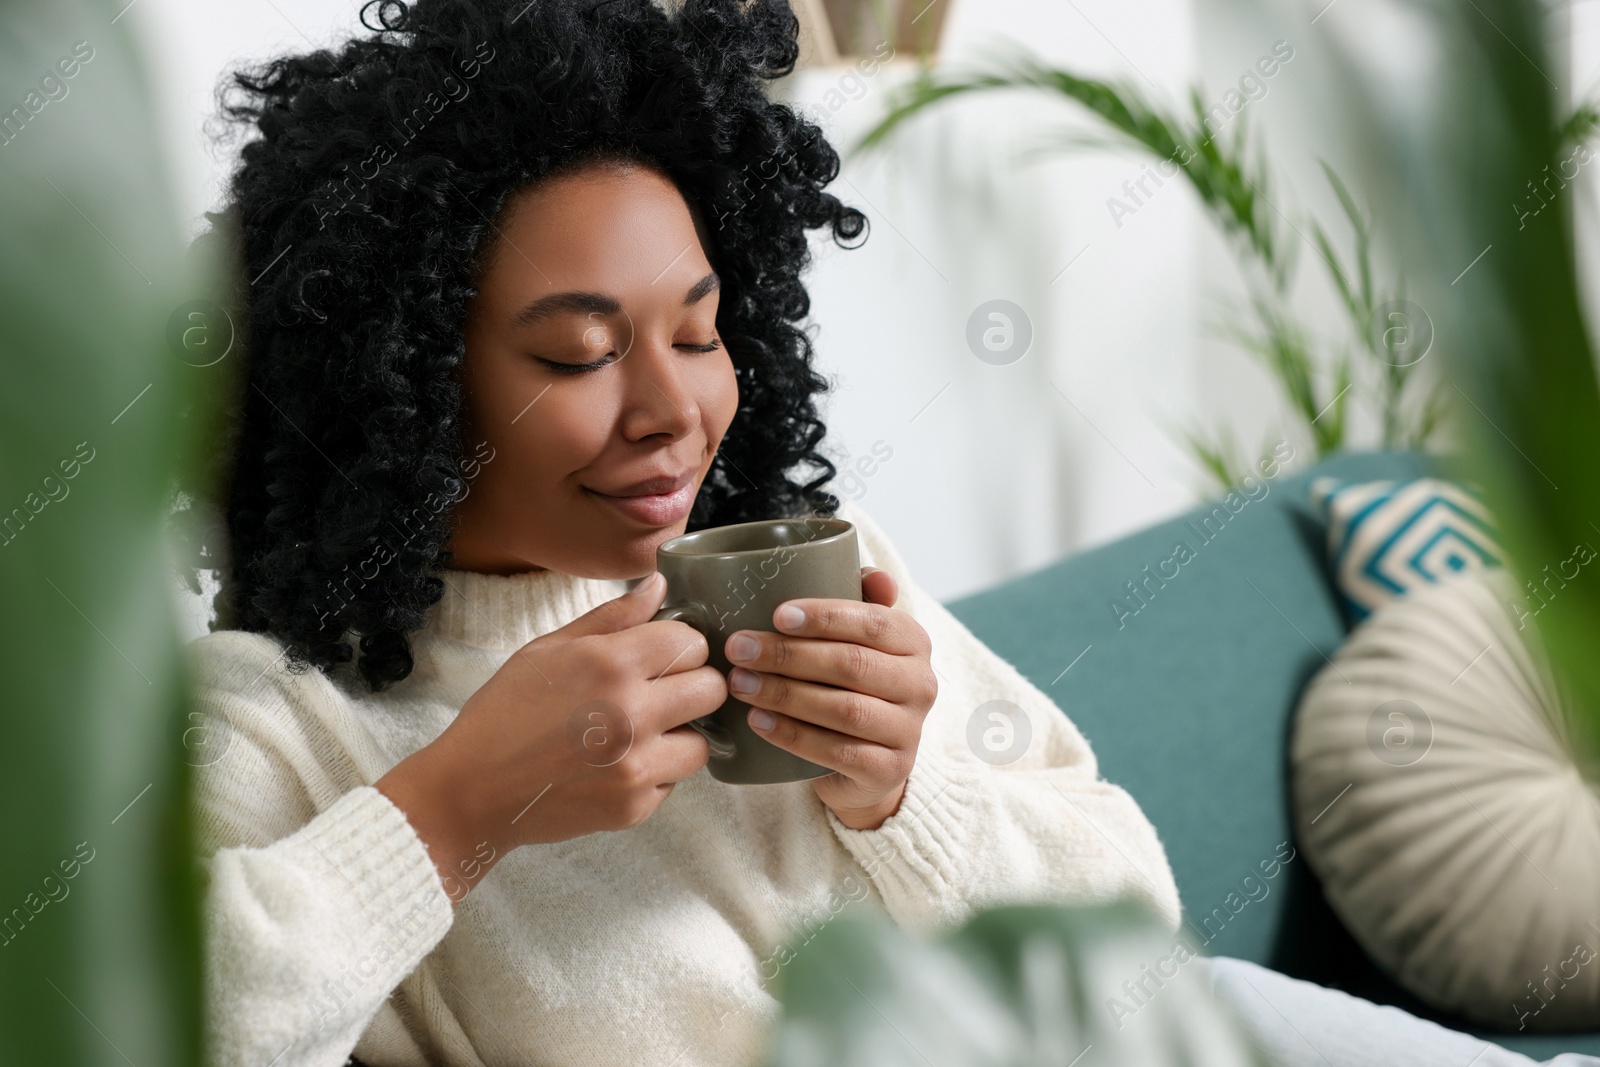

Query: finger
<box><xmin>626</xmin><ymin>618</ymin><xmax>711</xmax><ymax>679</ymax></box>
<box><xmin>767</xmin><ymin>598</ymin><xmax>927</xmax><ymax>657</ymax></box>
<box><xmin>638</xmin><ymin>663</ymin><xmax>728</xmax><ymax>733</ymax></box>
<box><xmin>562</xmin><ymin>667</ymin><xmax>719</xmax><ymax>769</ymax></box>
<box><xmin>726</xmin><ymin>633</ymin><xmax>914</xmax><ymax>701</ymax></box>
<box><xmin>730</xmin><ymin>668</ymin><xmax>910</xmax><ymax>746</ymax></box>
<box><xmin>651</xmin><ymin>724</ymin><xmax>713</xmax><ymax>783</ymax></box>
<box><xmin>746</xmin><ymin>705</ymin><xmax>900</xmax><ymax>782</ymax></box>
<box><xmin>861</xmin><ymin>567</ymin><xmax>898</xmax><ymax>607</ymax></box>
<box><xmin>548</xmin><ymin>570</ymin><xmax>668</xmax><ymax>640</ymax></box>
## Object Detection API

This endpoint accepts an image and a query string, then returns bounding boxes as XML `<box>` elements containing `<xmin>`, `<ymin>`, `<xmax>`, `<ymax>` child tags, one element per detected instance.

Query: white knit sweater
<box><xmin>190</xmin><ymin>499</ymin><xmax>1181</xmax><ymax>1067</ymax></box>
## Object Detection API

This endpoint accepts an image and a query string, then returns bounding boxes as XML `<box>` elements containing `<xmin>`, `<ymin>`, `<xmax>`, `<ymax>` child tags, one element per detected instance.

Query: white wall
<box><xmin>126</xmin><ymin>0</ymin><xmax>371</xmax><ymax>243</ymax></box>
<box><xmin>779</xmin><ymin>0</ymin><xmax>1207</xmax><ymax>601</ymax></box>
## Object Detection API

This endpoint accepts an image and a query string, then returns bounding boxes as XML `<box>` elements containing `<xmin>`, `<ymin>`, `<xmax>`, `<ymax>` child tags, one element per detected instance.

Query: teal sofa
<box><xmin>945</xmin><ymin>450</ymin><xmax>1600</xmax><ymax>1059</ymax></box>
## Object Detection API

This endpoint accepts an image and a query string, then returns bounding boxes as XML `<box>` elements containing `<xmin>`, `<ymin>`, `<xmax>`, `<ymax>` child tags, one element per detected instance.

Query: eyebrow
<box><xmin>510</xmin><ymin>270</ymin><xmax>721</xmax><ymax>328</ymax></box>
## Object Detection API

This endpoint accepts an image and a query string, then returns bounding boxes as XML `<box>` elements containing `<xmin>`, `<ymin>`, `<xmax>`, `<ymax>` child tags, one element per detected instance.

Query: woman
<box><xmin>186</xmin><ymin>1</ymin><xmax>1596</xmax><ymax>1065</ymax></box>
<box><xmin>189</xmin><ymin>1</ymin><xmax>1178</xmax><ymax>1063</ymax></box>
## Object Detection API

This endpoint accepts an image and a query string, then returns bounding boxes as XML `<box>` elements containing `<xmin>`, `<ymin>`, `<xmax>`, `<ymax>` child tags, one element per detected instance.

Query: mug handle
<box><xmin>651</xmin><ymin>603</ymin><xmax>706</xmax><ymax>628</ymax></box>
<box><xmin>650</xmin><ymin>601</ymin><xmax>736</xmax><ymax>759</ymax></box>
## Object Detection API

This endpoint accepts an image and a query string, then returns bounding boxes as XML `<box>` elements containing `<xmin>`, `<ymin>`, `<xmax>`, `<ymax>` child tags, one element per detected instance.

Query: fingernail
<box><xmin>775</xmin><ymin>604</ymin><xmax>804</xmax><ymax>630</ymax></box>
<box><xmin>749</xmin><ymin>708</ymin><xmax>775</xmax><ymax>731</ymax></box>
<box><xmin>631</xmin><ymin>571</ymin><xmax>662</xmax><ymax>596</ymax></box>
<box><xmin>728</xmin><ymin>667</ymin><xmax>759</xmax><ymax>695</ymax></box>
<box><xmin>726</xmin><ymin>633</ymin><xmax>758</xmax><ymax>662</ymax></box>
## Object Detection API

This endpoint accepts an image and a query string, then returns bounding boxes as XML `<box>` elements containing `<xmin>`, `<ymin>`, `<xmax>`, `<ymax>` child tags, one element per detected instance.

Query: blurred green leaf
<box><xmin>0</xmin><ymin>0</ymin><xmax>215</xmax><ymax>1061</ymax></box>
<box><xmin>1290</xmin><ymin>0</ymin><xmax>1600</xmax><ymax>763</ymax></box>
<box><xmin>1556</xmin><ymin>99</ymin><xmax>1599</xmax><ymax>151</ymax></box>
<box><xmin>763</xmin><ymin>902</ymin><xmax>1268</xmax><ymax>1066</ymax></box>
<box><xmin>847</xmin><ymin>45</ymin><xmax>1568</xmax><ymax>490</ymax></box>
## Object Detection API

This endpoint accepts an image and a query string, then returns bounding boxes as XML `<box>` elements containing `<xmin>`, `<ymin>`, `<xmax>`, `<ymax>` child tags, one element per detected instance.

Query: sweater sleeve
<box><xmin>822</xmin><ymin>501</ymin><xmax>1183</xmax><ymax>937</ymax></box>
<box><xmin>187</xmin><ymin>632</ymin><xmax>455</xmax><ymax>1067</ymax></box>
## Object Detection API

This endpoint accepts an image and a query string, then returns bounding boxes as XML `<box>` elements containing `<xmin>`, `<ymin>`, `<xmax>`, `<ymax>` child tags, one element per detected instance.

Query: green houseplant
<box><xmin>0</xmin><ymin>0</ymin><xmax>222</xmax><ymax>1060</ymax></box>
<box><xmin>848</xmin><ymin>40</ymin><xmax>1595</xmax><ymax>491</ymax></box>
<box><xmin>849</xmin><ymin>48</ymin><xmax>1438</xmax><ymax>487</ymax></box>
<box><xmin>764</xmin><ymin>902</ymin><xmax>1268</xmax><ymax>1066</ymax></box>
<box><xmin>1295</xmin><ymin>0</ymin><xmax>1600</xmax><ymax>765</ymax></box>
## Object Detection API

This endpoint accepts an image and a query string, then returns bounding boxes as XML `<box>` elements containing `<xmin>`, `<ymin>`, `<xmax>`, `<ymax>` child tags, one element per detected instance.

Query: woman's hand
<box><xmin>723</xmin><ymin>566</ymin><xmax>938</xmax><ymax>830</ymax></box>
<box><xmin>376</xmin><ymin>572</ymin><xmax>724</xmax><ymax>905</ymax></box>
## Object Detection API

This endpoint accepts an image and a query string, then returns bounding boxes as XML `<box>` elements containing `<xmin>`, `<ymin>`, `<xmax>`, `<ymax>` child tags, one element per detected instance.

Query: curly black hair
<box><xmin>197</xmin><ymin>0</ymin><xmax>868</xmax><ymax>691</ymax></box>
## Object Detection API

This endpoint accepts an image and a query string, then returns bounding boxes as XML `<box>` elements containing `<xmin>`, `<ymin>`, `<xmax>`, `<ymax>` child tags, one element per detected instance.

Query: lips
<box><xmin>596</xmin><ymin>469</ymin><xmax>697</xmax><ymax>497</ymax></box>
<box><xmin>584</xmin><ymin>468</ymin><xmax>698</xmax><ymax>526</ymax></box>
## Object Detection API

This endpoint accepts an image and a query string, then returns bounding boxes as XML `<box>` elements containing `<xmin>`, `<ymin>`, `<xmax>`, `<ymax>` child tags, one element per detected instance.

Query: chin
<box><xmin>627</xmin><ymin>523</ymin><xmax>689</xmax><ymax>575</ymax></box>
<box><xmin>578</xmin><ymin>525</ymin><xmax>687</xmax><ymax>581</ymax></box>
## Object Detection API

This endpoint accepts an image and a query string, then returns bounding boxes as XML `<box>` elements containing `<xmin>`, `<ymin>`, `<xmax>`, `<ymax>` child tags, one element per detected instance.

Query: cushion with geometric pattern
<box><xmin>1310</xmin><ymin>476</ymin><xmax>1503</xmax><ymax>623</ymax></box>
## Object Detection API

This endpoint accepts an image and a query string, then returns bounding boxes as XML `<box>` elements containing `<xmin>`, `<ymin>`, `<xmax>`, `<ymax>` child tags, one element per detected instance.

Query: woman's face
<box><xmin>448</xmin><ymin>162</ymin><xmax>739</xmax><ymax>579</ymax></box>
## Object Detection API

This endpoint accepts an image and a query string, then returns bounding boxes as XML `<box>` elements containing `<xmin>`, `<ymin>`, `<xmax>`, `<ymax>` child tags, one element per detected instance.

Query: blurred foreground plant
<box><xmin>1292</xmin><ymin>0</ymin><xmax>1600</xmax><ymax>764</ymax></box>
<box><xmin>763</xmin><ymin>901</ymin><xmax>1267</xmax><ymax>1067</ymax></box>
<box><xmin>0</xmin><ymin>0</ymin><xmax>221</xmax><ymax>1060</ymax></box>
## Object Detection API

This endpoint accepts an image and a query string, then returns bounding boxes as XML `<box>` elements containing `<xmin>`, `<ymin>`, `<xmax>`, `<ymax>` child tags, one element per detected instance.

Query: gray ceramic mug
<box><xmin>647</xmin><ymin>515</ymin><xmax>862</xmax><ymax>785</ymax></box>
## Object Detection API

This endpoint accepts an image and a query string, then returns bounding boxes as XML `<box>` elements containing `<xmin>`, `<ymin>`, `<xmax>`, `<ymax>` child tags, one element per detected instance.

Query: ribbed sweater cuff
<box><xmin>823</xmin><ymin>745</ymin><xmax>976</xmax><ymax>934</ymax></box>
<box><xmin>283</xmin><ymin>786</ymin><xmax>455</xmax><ymax>974</ymax></box>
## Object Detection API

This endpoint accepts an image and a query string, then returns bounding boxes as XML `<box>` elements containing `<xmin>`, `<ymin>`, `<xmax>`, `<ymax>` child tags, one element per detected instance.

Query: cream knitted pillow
<box><xmin>1291</xmin><ymin>569</ymin><xmax>1600</xmax><ymax>1032</ymax></box>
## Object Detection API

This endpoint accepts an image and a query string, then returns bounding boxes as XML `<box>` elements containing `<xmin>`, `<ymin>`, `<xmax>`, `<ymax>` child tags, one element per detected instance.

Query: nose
<box><xmin>618</xmin><ymin>332</ymin><xmax>699</xmax><ymax>443</ymax></box>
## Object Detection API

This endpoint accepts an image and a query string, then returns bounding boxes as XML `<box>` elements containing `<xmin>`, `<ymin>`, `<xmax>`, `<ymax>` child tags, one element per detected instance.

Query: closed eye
<box><xmin>537</xmin><ymin>352</ymin><xmax>618</xmax><ymax>375</ymax></box>
<box><xmin>536</xmin><ymin>337</ymin><xmax>723</xmax><ymax>374</ymax></box>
